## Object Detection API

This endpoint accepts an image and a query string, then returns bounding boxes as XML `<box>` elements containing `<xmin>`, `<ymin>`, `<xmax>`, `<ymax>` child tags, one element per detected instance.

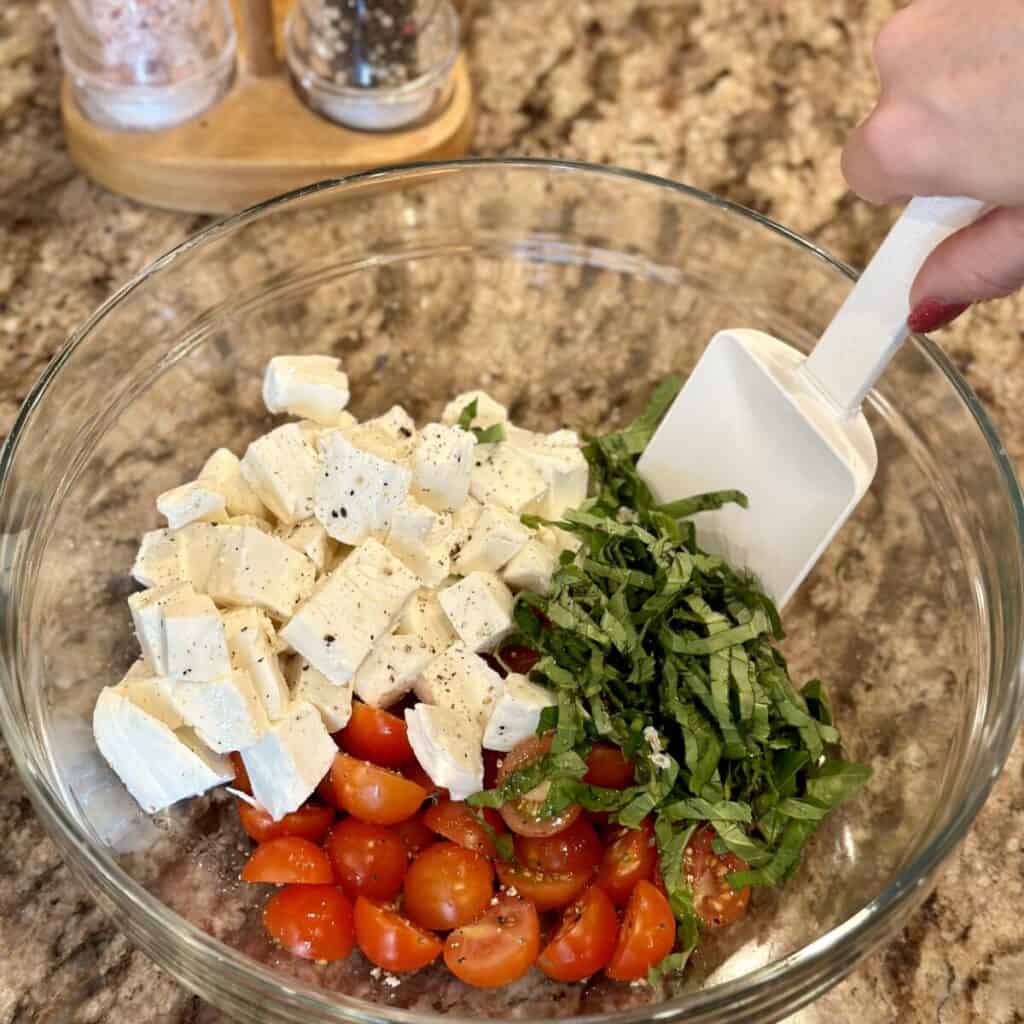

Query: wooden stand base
<box><xmin>61</xmin><ymin>56</ymin><xmax>475</xmax><ymax>215</ymax></box>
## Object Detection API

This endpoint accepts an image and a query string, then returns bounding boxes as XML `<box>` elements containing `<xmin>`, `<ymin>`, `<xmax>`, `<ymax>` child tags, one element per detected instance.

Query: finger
<box><xmin>910</xmin><ymin>205</ymin><xmax>1024</xmax><ymax>309</ymax></box>
<box><xmin>841</xmin><ymin>106</ymin><xmax>917</xmax><ymax>205</ymax></box>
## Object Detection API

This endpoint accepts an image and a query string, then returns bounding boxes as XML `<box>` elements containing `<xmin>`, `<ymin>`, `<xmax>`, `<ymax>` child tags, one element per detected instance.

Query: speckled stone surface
<box><xmin>1</xmin><ymin>0</ymin><xmax>1023</xmax><ymax>1021</ymax></box>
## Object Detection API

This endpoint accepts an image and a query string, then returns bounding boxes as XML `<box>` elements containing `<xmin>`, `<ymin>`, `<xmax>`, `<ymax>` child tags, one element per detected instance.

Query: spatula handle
<box><xmin>803</xmin><ymin>196</ymin><xmax>986</xmax><ymax>417</ymax></box>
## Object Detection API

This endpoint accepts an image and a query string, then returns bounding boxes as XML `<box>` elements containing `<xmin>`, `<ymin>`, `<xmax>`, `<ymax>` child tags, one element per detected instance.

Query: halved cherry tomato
<box><xmin>483</xmin><ymin>749</ymin><xmax>504</xmax><ymax>789</ymax></box>
<box><xmin>328</xmin><ymin>753</ymin><xmax>427</xmax><ymax>825</ymax></box>
<box><xmin>684</xmin><ymin>825</ymin><xmax>751</xmax><ymax>928</ymax></box>
<box><xmin>229</xmin><ymin>752</ymin><xmax>251</xmax><ymax>794</ymax></box>
<box><xmin>354</xmin><ymin>896</ymin><xmax>443</xmax><ymax>973</ymax></box>
<box><xmin>423</xmin><ymin>800</ymin><xmax>507</xmax><ymax>858</ymax></box>
<box><xmin>237</xmin><ymin>801</ymin><xmax>336</xmax><ymax>844</ymax></box>
<box><xmin>403</xmin><ymin>842</ymin><xmax>495</xmax><ymax>931</ymax></box>
<box><xmin>480</xmin><ymin>652</ymin><xmax>508</xmax><ymax>678</ymax></box>
<box><xmin>514</xmin><ymin>817</ymin><xmax>602</xmax><ymax>876</ymax></box>
<box><xmin>497</xmin><ymin>644</ymin><xmax>540</xmax><ymax>675</ymax></box>
<box><xmin>495</xmin><ymin>860</ymin><xmax>590</xmax><ymax>912</ymax></box>
<box><xmin>337</xmin><ymin>702</ymin><xmax>414</xmax><ymax>768</ymax></box>
<box><xmin>583</xmin><ymin>744</ymin><xmax>635</xmax><ymax>789</ymax></box>
<box><xmin>595</xmin><ymin>819</ymin><xmax>658</xmax><ymax>907</ymax></box>
<box><xmin>264</xmin><ymin>884</ymin><xmax>354</xmax><ymax>961</ymax></box>
<box><xmin>402</xmin><ymin>759</ymin><xmax>448</xmax><ymax>802</ymax></box>
<box><xmin>324</xmin><ymin>818</ymin><xmax>408</xmax><ymax>901</ymax></box>
<box><xmin>444</xmin><ymin>894</ymin><xmax>541</xmax><ymax>989</ymax></box>
<box><xmin>605</xmin><ymin>880</ymin><xmax>675</xmax><ymax>981</ymax></box>
<box><xmin>394</xmin><ymin>814</ymin><xmax>437</xmax><ymax>856</ymax></box>
<box><xmin>496</xmin><ymin>734</ymin><xmax>582</xmax><ymax>838</ymax></box>
<box><xmin>538</xmin><ymin>885</ymin><xmax>619</xmax><ymax>982</ymax></box>
<box><xmin>241</xmin><ymin>836</ymin><xmax>334</xmax><ymax>885</ymax></box>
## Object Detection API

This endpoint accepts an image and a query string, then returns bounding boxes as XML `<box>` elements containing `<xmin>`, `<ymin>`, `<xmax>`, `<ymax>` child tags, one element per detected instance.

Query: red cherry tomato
<box><xmin>483</xmin><ymin>749</ymin><xmax>504</xmax><ymax>789</ymax></box>
<box><xmin>605</xmin><ymin>880</ymin><xmax>676</xmax><ymax>981</ymax></box>
<box><xmin>264</xmin><ymin>884</ymin><xmax>354</xmax><ymax>961</ymax></box>
<box><xmin>583</xmin><ymin>744</ymin><xmax>636</xmax><ymax>789</ymax></box>
<box><xmin>594</xmin><ymin>818</ymin><xmax>658</xmax><ymax>907</ymax></box>
<box><xmin>337</xmin><ymin>702</ymin><xmax>414</xmax><ymax>768</ymax></box>
<box><xmin>684</xmin><ymin>825</ymin><xmax>751</xmax><ymax>928</ymax></box>
<box><xmin>422</xmin><ymin>800</ymin><xmax>507</xmax><ymax>858</ymax></box>
<box><xmin>498</xmin><ymin>644</ymin><xmax>540</xmax><ymax>675</ymax></box>
<box><xmin>538</xmin><ymin>885</ymin><xmax>619</xmax><ymax>982</ymax></box>
<box><xmin>496</xmin><ymin>734</ymin><xmax>582</xmax><ymax>837</ymax></box>
<box><xmin>495</xmin><ymin>860</ymin><xmax>590</xmax><ymax>912</ymax></box>
<box><xmin>237</xmin><ymin>801</ymin><xmax>336</xmax><ymax>844</ymax></box>
<box><xmin>444</xmin><ymin>894</ymin><xmax>541</xmax><ymax>989</ymax></box>
<box><xmin>354</xmin><ymin>896</ymin><xmax>443</xmax><ymax>973</ymax></box>
<box><xmin>328</xmin><ymin>753</ymin><xmax>427</xmax><ymax>825</ymax></box>
<box><xmin>402</xmin><ymin>759</ymin><xmax>448</xmax><ymax>802</ymax></box>
<box><xmin>324</xmin><ymin>818</ymin><xmax>408</xmax><ymax>901</ymax></box>
<box><xmin>514</xmin><ymin>817</ymin><xmax>602</xmax><ymax>876</ymax></box>
<box><xmin>229</xmin><ymin>752</ymin><xmax>252</xmax><ymax>794</ymax></box>
<box><xmin>394</xmin><ymin>813</ymin><xmax>437</xmax><ymax>856</ymax></box>
<box><xmin>402</xmin><ymin>842</ymin><xmax>495</xmax><ymax>931</ymax></box>
<box><xmin>241</xmin><ymin>837</ymin><xmax>334</xmax><ymax>885</ymax></box>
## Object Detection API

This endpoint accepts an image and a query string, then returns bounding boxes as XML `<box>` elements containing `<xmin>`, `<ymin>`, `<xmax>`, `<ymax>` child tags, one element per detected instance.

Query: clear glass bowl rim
<box><xmin>1</xmin><ymin>157</ymin><xmax>1022</xmax><ymax>1023</ymax></box>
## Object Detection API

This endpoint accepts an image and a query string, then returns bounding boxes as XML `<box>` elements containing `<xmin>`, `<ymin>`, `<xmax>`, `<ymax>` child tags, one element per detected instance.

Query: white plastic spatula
<box><xmin>638</xmin><ymin>196</ymin><xmax>985</xmax><ymax>608</ymax></box>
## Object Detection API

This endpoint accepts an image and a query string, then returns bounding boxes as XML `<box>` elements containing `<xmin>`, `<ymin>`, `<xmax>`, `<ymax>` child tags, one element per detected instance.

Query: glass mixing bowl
<box><xmin>1</xmin><ymin>160</ymin><xmax>1022</xmax><ymax>1023</ymax></box>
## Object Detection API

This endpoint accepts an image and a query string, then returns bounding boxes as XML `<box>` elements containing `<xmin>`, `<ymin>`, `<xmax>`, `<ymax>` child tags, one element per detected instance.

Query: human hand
<box><xmin>841</xmin><ymin>0</ymin><xmax>1024</xmax><ymax>331</ymax></box>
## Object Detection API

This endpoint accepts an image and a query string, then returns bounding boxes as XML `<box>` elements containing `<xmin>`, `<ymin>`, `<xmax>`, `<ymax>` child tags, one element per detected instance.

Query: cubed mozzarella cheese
<box><xmin>165</xmin><ymin>668</ymin><xmax>270</xmax><ymax>753</ymax></box>
<box><xmin>94</xmin><ymin>688</ymin><xmax>234</xmax><ymax>814</ymax></box>
<box><xmin>161</xmin><ymin>592</ymin><xmax>232</xmax><ymax>682</ymax></box>
<box><xmin>453</xmin><ymin>504</ymin><xmax>529</xmax><ymax>574</ymax></box>
<box><xmin>262</xmin><ymin>354</ymin><xmax>351</xmax><ymax>425</ymax></box>
<box><xmin>280</xmin><ymin>539</ymin><xmax>419</xmax><ymax>684</ymax></box>
<box><xmin>223</xmin><ymin>608</ymin><xmax>290</xmax><ymax>720</ymax></box>
<box><xmin>438</xmin><ymin>572</ymin><xmax>514</xmax><ymax>653</ymax></box>
<box><xmin>128</xmin><ymin>582</ymin><xmax>193</xmax><ymax>675</ymax></box>
<box><xmin>298</xmin><ymin>414</ymin><xmax>356</xmax><ymax>450</ymax></box>
<box><xmin>395</xmin><ymin>588</ymin><xmax>457</xmax><ymax>654</ymax></box>
<box><xmin>199</xmin><ymin>448</ymin><xmax>268</xmax><ymax>518</ymax></box>
<box><xmin>405</xmin><ymin>703</ymin><xmax>484</xmax><ymax>801</ymax></box>
<box><xmin>470</xmin><ymin>443</ymin><xmax>548</xmax><ymax>514</ymax></box>
<box><xmin>115</xmin><ymin>662</ymin><xmax>183</xmax><ymax>729</ymax></box>
<box><xmin>501</xmin><ymin>536</ymin><xmax>559</xmax><ymax>594</ymax></box>
<box><xmin>156</xmin><ymin>481</ymin><xmax>227</xmax><ymax>530</ymax></box>
<box><xmin>240</xmin><ymin>423</ymin><xmax>319</xmax><ymax>525</ymax></box>
<box><xmin>276</xmin><ymin>518</ymin><xmax>334</xmax><ymax>571</ymax></box>
<box><xmin>506</xmin><ymin>426</ymin><xmax>589</xmax><ymax>519</ymax></box>
<box><xmin>288</xmin><ymin>659</ymin><xmax>353</xmax><ymax>732</ymax></box>
<box><xmin>482</xmin><ymin>673</ymin><xmax>556</xmax><ymax>752</ymax></box>
<box><xmin>206</xmin><ymin>525</ymin><xmax>316</xmax><ymax>620</ymax></box>
<box><xmin>241</xmin><ymin>701</ymin><xmax>337</xmax><ymax>820</ymax></box>
<box><xmin>353</xmin><ymin>634</ymin><xmax>433</xmax><ymax>708</ymax></box>
<box><xmin>441</xmin><ymin>390</ymin><xmax>509</xmax><ymax>431</ymax></box>
<box><xmin>314</xmin><ymin>429</ymin><xmax>412</xmax><ymax>544</ymax></box>
<box><xmin>414</xmin><ymin>644</ymin><xmax>504</xmax><ymax>732</ymax></box>
<box><xmin>226</xmin><ymin>515</ymin><xmax>273</xmax><ymax>533</ymax></box>
<box><xmin>348</xmin><ymin>406</ymin><xmax>419</xmax><ymax>462</ymax></box>
<box><xmin>132</xmin><ymin>528</ymin><xmax>190</xmax><ymax>588</ymax></box>
<box><xmin>178</xmin><ymin>521</ymin><xmax>222</xmax><ymax>592</ymax></box>
<box><xmin>411</xmin><ymin>424</ymin><xmax>475</xmax><ymax>512</ymax></box>
<box><xmin>386</xmin><ymin>496</ymin><xmax>452</xmax><ymax>586</ymax></box>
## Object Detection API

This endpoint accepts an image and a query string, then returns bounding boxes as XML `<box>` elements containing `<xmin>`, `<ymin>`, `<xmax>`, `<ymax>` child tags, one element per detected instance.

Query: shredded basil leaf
<box><xmin>456</xmin><ymin>397</ymin><xmax>507</xmax><ymax>443</ymax></box>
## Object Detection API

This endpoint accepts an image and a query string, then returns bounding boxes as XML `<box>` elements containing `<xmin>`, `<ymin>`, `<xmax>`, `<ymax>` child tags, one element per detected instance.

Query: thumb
<box><xmin>908</xmin><ymin>206</ymin><xmax>1024</xmax><ymax>329</ymax></box>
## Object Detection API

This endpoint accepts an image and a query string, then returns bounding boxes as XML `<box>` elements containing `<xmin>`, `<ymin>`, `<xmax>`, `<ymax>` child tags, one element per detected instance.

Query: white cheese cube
<box><xmin>132</xmin><ymin>528</ymin><xmax>190</xmax><ymax>588</ymax></box>
<box><xmin>298</xmin><ymin>413</ymin><xmax>357</xmax><ymax>450</ymax></box>
<box><xmin>241</xmin><ymin>701</ymin><xmax>337</xmax><ymax>820</ymax></box>
<box><xmin>348</xmin><ymin>406</ymin><xmax>419</xmax><ymax>462</ymax></box>
<box><xmin>506</xmin><ymin>426</ymin><xmax>589</xmax><ymax>519</ymax></box>
<box><xmin>93</xmin><ymin>688</ymin><xmax>234</xmax><ymax>814</ymax></box>
<box><xmin>386</xmin><ymin>496</ymin><xmax>452</xmax><ymax>587</ymax></box>
<box><xmin>165</xmin><ymin>668</ymin><xmax>270</xmax><ymax>753</ymax></box>
<box><xmin>128</xmin><ymin>582</ymin><xmax>193</xmax><ymax>675</ymax></box>
<box><xmin>276</xmin><ymin>518</ymin><xmax>334</xmax><ymax>572</ymax></box>
<box><xmin>223</xmin><ymin>608</ymin><xmax>290</xmax><ymax>720</ymax></box>
<box><xmin>241</xmin><ymin>423</ymin><xmax>319</xmax><ymax>526</ymax></box>
<box><xmin>156</xmin><ymin>481</ymin><xmax>227</xmax><ymax>530</ymax></box>
<box><xmin>280</xmin><ymin>539</ymin><xmax>419</xmax><ymax>684</ymax></box>
<box><xmin>470</xmin><ymin>443</ymin><xmax>548</xmax><ymax>514</ymax></box>
<box><xmin>262</xmin><ymin>354</ymin><xmax>351</xmax><ymax>425</ymax></box>
<box><xmin>438</xmin><ymin>572</ymin><xmax>515</xmax><ymax>653</ymax></box>
<box><xmin>442</xmin><ymin>390</ymin><xmax>509</xmax><ymax>431</ymax></box>
<box><xmin>353</xmin><ymin>634</ymin><xmax>433</xmax><ymax>708</ymax></box>
<box><xmin>161</xmin><ymin>592</ymin><xmax>232</xmax><ymax>682</ymax></box>
<box><xmin>454</xmin><ymin>504</ymin><xmax>529</xmax><ymax>574</ymax></box>
<box><xmin>289</xmin><ymin>659</ymin><xmax>353</xmax><ymax>732</ymax></box>
<box><xmin>415</xmin><ymin>644</ymin><xmax>505</xmax><ymax>732</ymax></box>
<box><xmin>405</xmin><ymin>703</ymin><xmax>484</xmax><ymax>801</ymax></box>
<box><xmin>199</xmin><ymin>448</ymin><xmax>268</xmax><ymax>518</ymax></box>
<box><xmin>314</xmin><ymin>429</ymin><xmax>412</xmax><ymax>544</ymax></box>
<box><xmin>178</xmin><ymin>521</ymin><xmax>223</xmax><ymax>592</ymax></box>
<box><xmin>225</xmin><ymin>515</ymin><xmax>273</xmax><ymax>533</ymax></box>
<box><xmin>206</xmin><ymin>525</ymin><xmax>316</xmax><ymax>620</ymax></box>
<box><xmin>115</xmin><ymin>661</ymin><xmax>183</xmax><ymax>729</ymax></box>
<box><xmin>411</xmin><ymin>423</ymin><xmax>475</xmax><ymax>512</ymax></box>
<box><xmin>395</xmin><ymin>588</ymin><xmax>457</xmax><ymax>654</ymax></box>
<box><xmin>501</xmin><ymin>536</ymin><xmax>559</xmax><ymax>594</ymax></box>
<box><xmin>482</xmin><ymin>674</ymin><xmax>556</xmax><ymax>752</ymax></box>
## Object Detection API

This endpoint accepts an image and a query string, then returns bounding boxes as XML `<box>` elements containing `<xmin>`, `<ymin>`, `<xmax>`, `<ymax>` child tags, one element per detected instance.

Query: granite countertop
<box><xmin>1</xmin><ymin>0</ymin><xmax>1022</xmax><ymax>1021</ymax></box>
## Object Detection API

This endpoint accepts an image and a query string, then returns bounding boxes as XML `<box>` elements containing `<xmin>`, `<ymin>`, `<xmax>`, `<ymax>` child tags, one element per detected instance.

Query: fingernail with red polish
<box><xmin>907</xmin><ymin>299</ymin><xmax>970</xmax><ymax>334</ymax></box>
